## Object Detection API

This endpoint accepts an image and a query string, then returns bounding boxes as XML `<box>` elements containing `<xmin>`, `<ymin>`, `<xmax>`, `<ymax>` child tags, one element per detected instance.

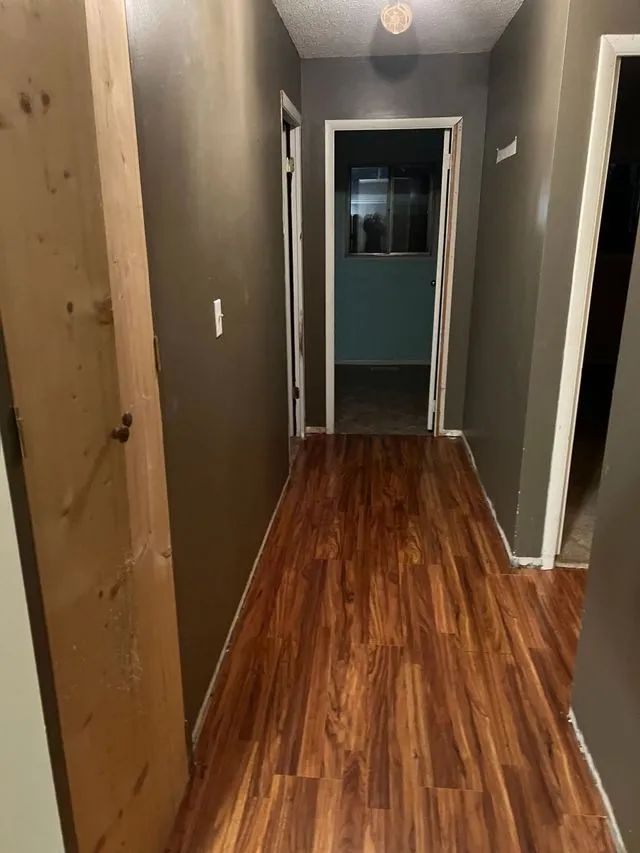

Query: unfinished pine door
<box><xmin>0</xmin><ymin>1</ymin><xmax>187</xmax><ymax>851</ymax></box>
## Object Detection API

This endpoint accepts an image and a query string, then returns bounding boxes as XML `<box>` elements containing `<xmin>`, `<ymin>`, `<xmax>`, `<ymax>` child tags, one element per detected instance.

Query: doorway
<box><xmin>280</xmin><ymin>92</ymin><xmax>305</xmax><ymax>456</ymax></box>
<box><xmin>545</xmin><ymin>48</ymin><xmax>640</xmax><ymax>567</ymax></box>
<box><xmin>324</xmin><ymin>118</ymin><xmax>461</xmax><ymax>435</ymax></box>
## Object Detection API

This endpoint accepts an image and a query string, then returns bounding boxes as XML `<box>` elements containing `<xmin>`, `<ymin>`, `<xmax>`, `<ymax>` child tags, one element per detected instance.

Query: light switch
<box><xmin>213</xmin><ymin>298</ymin><xmax>224</xmax><ymax>338</ymax></box>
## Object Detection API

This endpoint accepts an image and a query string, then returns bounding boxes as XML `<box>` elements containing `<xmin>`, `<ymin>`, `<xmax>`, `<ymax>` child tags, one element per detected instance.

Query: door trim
<box><xmin>324</xmin><ymin>116</ymin><xmax>463</xmax><ymax>435</ymax></box>
<box><xmin>280</xmin><ymin>91</ymin><xmax>306</xmax><ymax>441</ymax></box>
<box><xmin>428</xmin><ymin>128</ymin><xmax>452</xmax><ymax>431</ymax></box>
<box><xmin>542</xmin><ymin>34</ymin><xmax>640</xmax><ymax>566</ymax></box>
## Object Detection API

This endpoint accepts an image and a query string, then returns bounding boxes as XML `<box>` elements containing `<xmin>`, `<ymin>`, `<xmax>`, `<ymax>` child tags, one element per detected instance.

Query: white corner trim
<box><xmin>280</xmin><ymin>89</ymin><xmax>302</xmax><ymax>127</ymax></box>
<box><xmin>305</xmin><ymin>426</ymin><xmax>327</xmax><ymax>435</ymax></box>
<box><xmin>327</xmin><ymin>117</ymin><xmax>463</xmax><ymax>132</ymax></box>
<box><xmin>434</xmin><ymin>121</ymin><xmax>462</xmax><ymax>436</ymax></box>
<box><xmin>496</xmin><ymin>136</ymin><xmax>518</xmax><ymax>164</ymax></box>
<box><xmin>280</xmin><ymin>91</ymin><xmax>306</xmax><ymax>440</ymax></box>
<box><xmin>568</xmin><ymin>708</ymin><xmax>627</xmax><ymax>853</ymax></box>
<box><xmin>428</xmin><ymin>128</ymin><xmax>452</xmax><ymax>432</ymax></box>
<box><xmin>459</xmin><ymin>432</ymin><xmax>545</xmax><ymax>569</ymax></box>
<box><xmin>604</xmin><ymin>33</ymin><xmax>640</xmax><ymax>54</ymax></box>
<box><xmin>191</xmin><ymin>471</ymin><xmax>291</xmax><ymax>746</ymax></box>
<box><xmin>325</xmin><ymin>119</ymin><xmax>336</xmax><ymax>433</ymax></box>
<box><xmin>440</xmin><ymin>428</ymin><xmax>463</xmax><ymax>438</ymax></box>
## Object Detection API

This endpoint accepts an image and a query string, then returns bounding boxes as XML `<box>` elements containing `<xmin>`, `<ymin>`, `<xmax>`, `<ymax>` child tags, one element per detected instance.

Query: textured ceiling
<box><xmin>272</xmin><ymin>0</ymin><xmax>525</xmax><ymax>58</ymax></box>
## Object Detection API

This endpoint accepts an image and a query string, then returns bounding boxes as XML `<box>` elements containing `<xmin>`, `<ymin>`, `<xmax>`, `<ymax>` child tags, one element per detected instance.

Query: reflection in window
<box><xmin>349</xmin><ymin>167</ymin><xmax>390</xmax><ymax>254</ymax></box>
<box><xmin>348</xmin><ymin>164</ymin><xmax>438</xmax><ymax>256</ymax></box>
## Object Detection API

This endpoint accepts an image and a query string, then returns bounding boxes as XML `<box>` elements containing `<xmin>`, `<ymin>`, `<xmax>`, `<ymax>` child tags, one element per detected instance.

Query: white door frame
<box><xmin>324</xmin><ymin>116</ymin><xmax>463</xmax><ymax>435</ymax></box>
<box><xmin>542</xmin><ymin>34</ymin><xmax>640</xmax><ymax>566</ymax></box>
<box><xmin>280</xmin><ymin>91</ymin><xmax>306</xmax><ymax>440</ymax></box>
<box><xmin>427</xmin><ymin>128</ymin><xmax>452</xmax><ymax>431</ymax></box>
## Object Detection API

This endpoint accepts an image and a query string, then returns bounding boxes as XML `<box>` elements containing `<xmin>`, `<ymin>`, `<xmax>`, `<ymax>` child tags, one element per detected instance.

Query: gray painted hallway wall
<box><xmin>518</xmin><ymin>0</ymin><xmax>640</xmax><ymax>556</ymax></box>
<box><xmin>301</xmin><ymin>54</ymin><xmax>489</xmax><ymax>429</ymax></box>
<box><xmin>125</xmin><ymin>0</ymin><xmax>300</xmax><ymax>730</ymax></box>
<box><xmin>572</xmin><ymin>217</ymin><xmax>640</xmax><ymax>851</ymax></box>
<box><xmin>463</xmin><ymin>0</ymin><xmax>571</xmax><ymax>553</ymax></box>
<box><xmin>465</xmin><ymin>0</ymin><xmax>640</xmax><ymax>560</ymax></box>
<box><xmin>551</xmin><ymin>4</ymin><xmax>640</xmax><ymax>848</ymax></box>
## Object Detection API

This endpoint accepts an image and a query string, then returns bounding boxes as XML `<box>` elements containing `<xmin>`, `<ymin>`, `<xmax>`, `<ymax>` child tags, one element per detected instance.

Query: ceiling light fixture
<box><xmin>380</xmin><ymin>2</ymin><xmax>413</xmax><ymax>35</ymax></box>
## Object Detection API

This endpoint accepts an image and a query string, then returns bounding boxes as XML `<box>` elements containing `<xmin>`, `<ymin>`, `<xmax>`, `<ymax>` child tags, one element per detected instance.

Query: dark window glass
<box><xmin>348</xmin><ymin>164</ymin><xmax>437</xmax><ymax>256</ymax></box>
<box><xmin>349</xmin><ymin>167</ymin><xmax>390</xmax><ymax>254</ymax></box>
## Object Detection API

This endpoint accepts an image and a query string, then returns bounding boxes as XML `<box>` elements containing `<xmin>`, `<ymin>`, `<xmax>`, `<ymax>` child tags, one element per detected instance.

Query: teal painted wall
<box><xmin>334</xmin><ymin>130</ymin><xmax>444</xmax><ymax>363</ymax></box>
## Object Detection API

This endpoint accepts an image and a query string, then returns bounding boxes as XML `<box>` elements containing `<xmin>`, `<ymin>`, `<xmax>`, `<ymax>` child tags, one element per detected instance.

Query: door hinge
<box><xmin>444</xmin><ymin>152</ymin><xmax>452</xmax><ymax>172</ymax></box>
<box><xmin>153</xmin><ymin>334</ymin><xmax>162</xmax><ymax>374</ymax></box>
<box><xmin>293</xmin><ymin>385</ymin><xmax>300</xmax><ymax>400</ymax></box>
<box><xmin>12</xmin><ymin>406</ymin><xmax>27</xmax><ymax>459</ymax></box>
<box><xmin>286</xmin><ymin>156</ymin><xmax>295</xmax><ymax>174</ymax></box>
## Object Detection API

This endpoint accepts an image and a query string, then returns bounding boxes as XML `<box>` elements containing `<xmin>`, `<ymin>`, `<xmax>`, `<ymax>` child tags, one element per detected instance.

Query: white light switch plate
<box><xmin>213</xmin><ymin>298</ymin><xmax>224</xmax><ymax>338</ymax></box>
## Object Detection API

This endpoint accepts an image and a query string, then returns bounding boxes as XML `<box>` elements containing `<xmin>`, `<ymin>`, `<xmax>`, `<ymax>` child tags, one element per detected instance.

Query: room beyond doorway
<box><xmin>554</xmin><ymin>56</ymin><xmax>640</xmax><ymax>567</ymax></box>
<box><xmin>335</xmin><ymin>128</ymin><xmax>444</xmax><ymax>435</ymax></box>
<box><xmin>324</xmin><ymin>118</ymin><xmax>461</xmax><ymax>436</ymax></box>
<box><xmin>336</xmin><ymin>363</ymin><xmax>431</xmax><ymax>434</ymax></box>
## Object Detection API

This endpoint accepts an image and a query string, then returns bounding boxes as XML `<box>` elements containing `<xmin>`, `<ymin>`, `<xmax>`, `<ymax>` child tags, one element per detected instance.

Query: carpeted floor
<box><xmin>558</xmin><ymin>365</ymin><xmax>612</xmax><ymax>566</ymax></box>
<box><xmin>335</xmin><ymin>364</ymin><xmax>430</xmax><ymax>435</ymax></box>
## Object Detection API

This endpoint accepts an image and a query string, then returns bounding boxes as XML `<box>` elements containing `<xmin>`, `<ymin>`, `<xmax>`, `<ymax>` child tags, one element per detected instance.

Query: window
<box><xmin>348</xmin><ymin>164</ymin><xmax>439</xmax><ymax>256</ymax></box>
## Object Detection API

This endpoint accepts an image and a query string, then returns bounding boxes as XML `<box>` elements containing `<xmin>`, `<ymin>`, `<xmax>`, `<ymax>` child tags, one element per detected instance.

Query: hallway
<box><xmin>168</xmin><ymin>436</ymin><xmax>611</xmax><ymax>852</ymax></box>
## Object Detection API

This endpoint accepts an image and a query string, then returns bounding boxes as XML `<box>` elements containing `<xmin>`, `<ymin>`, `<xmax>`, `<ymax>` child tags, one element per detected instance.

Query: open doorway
<box><xmin>280</xmin><ymin>92</ymin><xmax>305</xmax><ymax>459</ymax></box>
<box><xmin>334</xmin><ymin>129</ymin><xmax>445</xmax><ymax>435</ymax></box>
<box><xmin>556</xmin><ymin>57</ymin><xmax>640</xmax><ymax>566</ymax></box>
<box><xmin>324</xmin><ymin>118</ymin><xmax>460</xmax><ymax>436</ymax></box>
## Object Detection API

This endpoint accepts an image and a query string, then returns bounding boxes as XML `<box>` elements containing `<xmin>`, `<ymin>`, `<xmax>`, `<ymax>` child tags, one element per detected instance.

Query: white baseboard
<box><xmin>335</xmin><ymin>359</ymin><xmax>430</xmax><ymax>366</ymax></box>
<box><xmin>439</xmin><ymin>429</ymin><xmax>463</xmax><ymax>438</ymax></box>
<box><xmin>305</xmin><ymin>426</ymin><xmax>326</xmax><ymax>435</ymax></box>
<box><xmin>459</xmin><ymin>432</ymin><xmax>544</xmax><ymax>569</ymax></box>
<box><xmin>568</xmin><ymin>709</ymin><xmax>627</xmax><ymax>853</ymax></box>
<box><xmin>191</xmin><ymin>471</ymin><xmax>291</xmax><ymax>747</ymax></box>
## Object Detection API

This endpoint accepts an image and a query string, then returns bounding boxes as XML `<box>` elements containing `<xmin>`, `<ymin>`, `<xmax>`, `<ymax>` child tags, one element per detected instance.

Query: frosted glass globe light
<box><xmin>380</xmin><ymin>2</ymin><xmax>413</xmax><ymax>35</ymax></box>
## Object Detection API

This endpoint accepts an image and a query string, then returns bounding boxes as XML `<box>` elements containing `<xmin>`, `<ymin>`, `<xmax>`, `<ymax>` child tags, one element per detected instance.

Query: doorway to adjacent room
<box><xmin>545</xmin><ymin>48</ymin><xmax>640</xmax><ymax>567</ymax></box>
<box><xmin>280</xmin><ymin>91</ymin><xmax>306</xmax><ymax>456</ymax></box>
<box><xmin>324</xmin><ymin>118</ymin><xmax>461</xmax><ymax>436</ymax></box>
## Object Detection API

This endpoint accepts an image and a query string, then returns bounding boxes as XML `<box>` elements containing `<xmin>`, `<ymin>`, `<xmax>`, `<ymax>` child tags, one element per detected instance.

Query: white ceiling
<box><xmin>273</xmin><ymin>0</ymin><xmax>525</xmax><ymax>58</ymax></box>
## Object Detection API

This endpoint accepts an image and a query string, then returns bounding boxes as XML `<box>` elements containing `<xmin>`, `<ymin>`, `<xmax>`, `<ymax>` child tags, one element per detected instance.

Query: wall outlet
<box><xmin>213</xmin><ymin>298</ymin><xmax>224</xmax><ymax>338</ymax></box>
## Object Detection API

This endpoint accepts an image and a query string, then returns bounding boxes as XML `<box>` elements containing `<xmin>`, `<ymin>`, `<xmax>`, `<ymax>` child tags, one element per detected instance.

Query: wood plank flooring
<box><xmin>167</xmin><ymin>436</ymin><xmax>613</xmax><ymax>852</ymax></box>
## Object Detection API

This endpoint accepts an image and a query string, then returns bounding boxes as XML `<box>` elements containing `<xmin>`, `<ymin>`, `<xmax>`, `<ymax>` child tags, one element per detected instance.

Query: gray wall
<box><xmin>518</xmin><ymin>0</ymin><xmax>640</xmax><ymax>555</ymax></box>
<box><xmin>551</xmin><ymin>2</ymin><xmax>640</xmax><ymax>845</ymax></box>
<box><xmin>124</xmin><ymin>0</ymin><xmax>300</xmax><ymax>730</ymax></box>
<box><xmin>572</xmin><ymin>222</ymin><xmax>640</xmax><ymax>848</ymax></box>
<box><xmin>466</xmin><ymin>0</ymin><xmax>640</xmax><ymax>558</ymax></box>
<box><xmin>335</xmin><ymin>130</ymin><xmax>444</xmax><ymax>365</ymax></box>
<box><xmin>302</xmin><ymin>54</ymin><xmax>490</xmax><ymax>427</ymax></box>
<box><xmin>463</xmin><ymin>0</ymin><xmax>571</xmax><ymax>550</ymax></box>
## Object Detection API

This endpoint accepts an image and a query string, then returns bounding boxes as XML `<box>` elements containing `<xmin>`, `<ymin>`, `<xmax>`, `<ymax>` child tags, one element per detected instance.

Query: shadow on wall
<box><xmin>368</xmin><ymin>21</ymin><xmax>419</xmax><ymax>80</ymax></box>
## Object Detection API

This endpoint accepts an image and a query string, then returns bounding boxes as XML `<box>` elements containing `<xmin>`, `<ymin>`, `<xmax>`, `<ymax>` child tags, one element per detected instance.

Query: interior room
<box><xmin>3</xmin><ymin>1</ymin><xmax>640</xmax><ymax>851</ymax></box>
<box><xmin>334</xmin><ymin>129</ymin><xmax>444</xmax><ymax>434</ymax></box>
<box><xmin>558</xmin><ymin>56</ymin><xmax>640</xmax><ymax>566</ymax></box>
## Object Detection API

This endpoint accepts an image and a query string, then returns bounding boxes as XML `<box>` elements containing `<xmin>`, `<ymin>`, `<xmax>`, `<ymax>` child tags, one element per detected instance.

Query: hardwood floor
<box><xmin>167</xmin><ymin>436</ymin><xmax>613</xmax><ymax>853</ymax></box>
